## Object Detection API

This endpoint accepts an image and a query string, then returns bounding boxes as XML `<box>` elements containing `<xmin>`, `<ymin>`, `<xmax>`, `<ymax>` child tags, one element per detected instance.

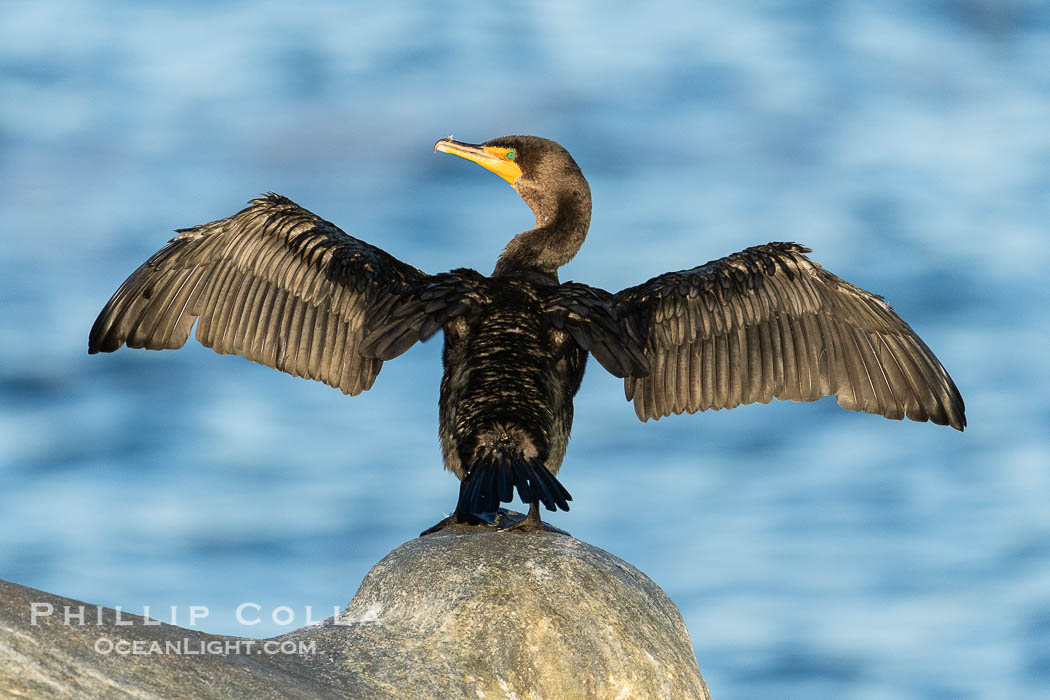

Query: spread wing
<box><xmin>612</xmin><ymin>242</ymin><xmax>966</xmax><ymax>429</ymax></box>
<box><xmin>88</xmin><ymin>194</ymin><xmax>427</xmax><ymax>396</ymax></box>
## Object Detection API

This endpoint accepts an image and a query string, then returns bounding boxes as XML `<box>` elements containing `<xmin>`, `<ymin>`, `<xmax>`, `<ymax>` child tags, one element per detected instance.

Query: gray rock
<box><xmin>0</xmin><ymin>524</ymin><xmax>710</xmax><ymax>698</ymax></box>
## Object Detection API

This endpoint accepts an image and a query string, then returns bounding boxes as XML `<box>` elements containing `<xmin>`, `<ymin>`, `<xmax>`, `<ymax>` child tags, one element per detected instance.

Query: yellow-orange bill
<box><xmin>435</xmin><ymin>138</ymin><xmax>522</xmax><ymax>184</ymax></box>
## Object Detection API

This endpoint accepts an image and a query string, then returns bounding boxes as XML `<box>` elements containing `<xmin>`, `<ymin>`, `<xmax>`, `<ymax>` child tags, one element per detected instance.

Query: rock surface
<box><xmin>0</xmin><ymin>524</ymin><xmax>710</xmax><ymax>699</ymax></box>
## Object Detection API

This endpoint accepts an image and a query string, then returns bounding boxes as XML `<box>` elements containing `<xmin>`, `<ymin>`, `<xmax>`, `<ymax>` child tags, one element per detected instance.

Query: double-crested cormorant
<box><xmin>88</xmin><ymin>135</ymin><xmax>966</xmax><ymax>534</ymax></box>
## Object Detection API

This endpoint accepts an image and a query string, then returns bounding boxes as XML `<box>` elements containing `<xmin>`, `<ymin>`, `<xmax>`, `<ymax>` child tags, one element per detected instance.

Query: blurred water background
<box><xmin>2</xmin><ymin>1</ymin><xmax>1048</xmax><ymax>697</ymax></box>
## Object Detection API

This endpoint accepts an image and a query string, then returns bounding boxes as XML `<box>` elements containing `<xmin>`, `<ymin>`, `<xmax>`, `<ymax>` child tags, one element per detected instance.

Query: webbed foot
<box><xmin>500</xmin><ymin>501</ymin><xmax>571</xmax><ymax>536</ymax></box>
<box><xmin>419</xmin><ymin>509</ymin><xmax>487</xmax><ymax>536</ymax></box>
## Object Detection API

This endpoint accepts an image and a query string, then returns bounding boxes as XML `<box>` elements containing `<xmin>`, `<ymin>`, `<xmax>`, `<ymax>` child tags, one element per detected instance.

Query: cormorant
<box><xmin>88</xmin><ymin>135</ymin><xmax>966</xmax><ymax>534</ymax></box>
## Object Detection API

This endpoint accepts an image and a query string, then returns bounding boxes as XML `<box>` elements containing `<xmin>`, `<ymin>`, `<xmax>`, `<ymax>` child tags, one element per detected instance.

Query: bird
<box><xmin>88</xmin><ymin>135</ymin><xmax>966</xmax><ymax>535</ymax></box>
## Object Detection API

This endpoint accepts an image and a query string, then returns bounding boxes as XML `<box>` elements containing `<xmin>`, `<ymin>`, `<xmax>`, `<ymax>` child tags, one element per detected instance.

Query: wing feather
<box><xmin>88</xmin><ymin>194</ymin><xmax>429</xmax><ymax>396</ymax></box>
<box><xmin>613</xmin><ymin>242</ymin><xmax>965</xmax><ymax>429</ymax></box>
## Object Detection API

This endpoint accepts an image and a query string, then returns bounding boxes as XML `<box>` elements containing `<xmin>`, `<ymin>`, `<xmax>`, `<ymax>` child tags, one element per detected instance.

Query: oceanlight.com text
<box><xmin>93</xmin><ymin>637</ymin><xmax>317</xmax><ymax>656</ymax></box>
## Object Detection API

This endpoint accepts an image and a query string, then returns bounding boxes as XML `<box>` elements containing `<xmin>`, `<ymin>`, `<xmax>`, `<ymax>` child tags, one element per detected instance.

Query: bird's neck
<box><xmin>493</xmin><ymin>184</ymin><xmax>591</xmax><ymax>279</ymax></box>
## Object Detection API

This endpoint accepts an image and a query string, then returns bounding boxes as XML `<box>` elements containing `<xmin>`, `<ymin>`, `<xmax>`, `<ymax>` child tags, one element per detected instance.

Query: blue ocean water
<box><xmin>2</xmin><ymin>1</ymin><xmax>1048</xmax><ymax>697</ymax></box>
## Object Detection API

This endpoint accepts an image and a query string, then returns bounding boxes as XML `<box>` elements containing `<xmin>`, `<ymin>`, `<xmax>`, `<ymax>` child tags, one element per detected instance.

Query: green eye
<box><xmin>506</xmin><ymin>150</ymin><xmax>517</xmax><ymax>160</ymax></box>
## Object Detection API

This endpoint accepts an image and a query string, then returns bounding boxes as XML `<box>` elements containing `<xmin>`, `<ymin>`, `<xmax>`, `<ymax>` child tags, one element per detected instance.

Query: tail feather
<box><xmin>459</xmin><ymin>454</ymin><xmax>572</xmax><ymax>515</ymax></box>
<box><xmin>496</xmin><ymin>463</ymin><xmax>514</xmax><ymax>504</ymax></box>
<box><xmin>465</xmin><ymin>468</ymin><xmax>497</xmax><ymax>513</ymax></box>
<box><xmin>510</xmin><ymin>459</ymin><xmax>533</xmax><ymax>505</ymax></box>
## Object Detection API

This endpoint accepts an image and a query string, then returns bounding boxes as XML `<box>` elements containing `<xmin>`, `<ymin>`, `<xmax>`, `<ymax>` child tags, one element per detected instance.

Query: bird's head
<box><xmin>435</xmin><ymin>135</ymin><xmax>591</xmax><ymax>276</ymax></box>
<box><xmin>435</xmin><ymin>135</ymin><xmax>589</xmax><ymax>228</ymax></box>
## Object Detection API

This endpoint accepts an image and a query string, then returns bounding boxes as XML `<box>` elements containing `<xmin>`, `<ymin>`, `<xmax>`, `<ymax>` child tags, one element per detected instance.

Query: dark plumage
<box><xmin>89</xmin><ymin>135</ymin><xmax>965</xmax><ymax>534</ymax></box>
